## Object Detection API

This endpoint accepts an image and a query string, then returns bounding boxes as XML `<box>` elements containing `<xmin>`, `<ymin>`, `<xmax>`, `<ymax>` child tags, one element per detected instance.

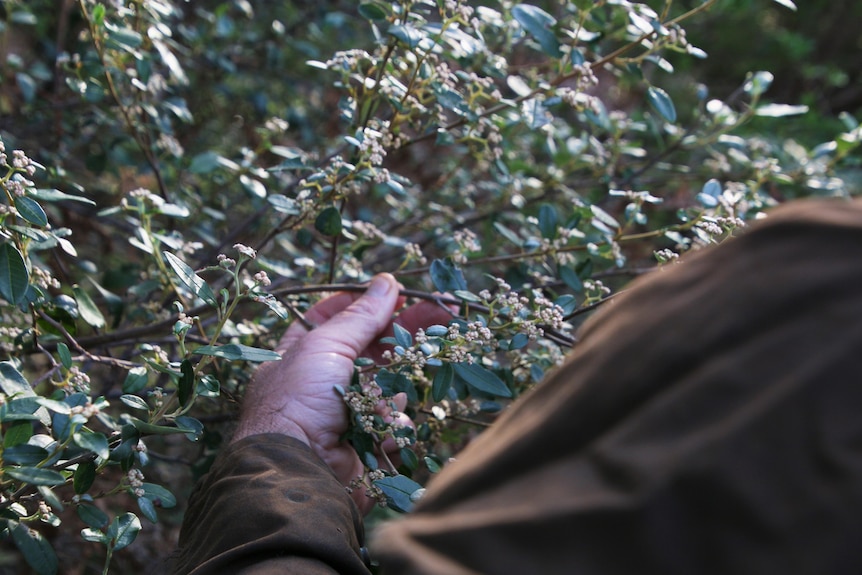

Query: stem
<box><xmin>402</xmin><ymin>0</ymin><xmax>719</xmax><ymax>149</ymax></box>
<box><xmin>77</xmin><ymin>0</ymin><xmax>169</xmax><ymax>199</ymax></box>
<box><xmin>102</xmin><ymin>547</ymin><xmax>113</xmax><ymax>575</ymax></box>
<box><xmin>418</xmin><ymin>408</ymin><xmax>492</xmax><ymax>428</ymax></box>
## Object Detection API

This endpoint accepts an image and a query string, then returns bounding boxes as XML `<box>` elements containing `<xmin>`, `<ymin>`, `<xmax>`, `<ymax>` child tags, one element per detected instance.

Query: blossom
<box><xmin>234</xmin><ymin>243</ymin><xmax>257</xmax><ymax>259</ymax></box>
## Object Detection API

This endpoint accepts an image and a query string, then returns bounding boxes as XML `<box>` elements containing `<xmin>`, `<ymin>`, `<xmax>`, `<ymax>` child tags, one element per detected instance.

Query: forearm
<box><xmin>172</xmin><ymin>434</ymin><xmax>371</xmax><ymax>575</ymax></box>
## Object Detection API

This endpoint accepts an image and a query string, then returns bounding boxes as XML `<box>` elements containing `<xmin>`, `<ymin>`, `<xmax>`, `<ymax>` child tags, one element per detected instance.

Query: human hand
<box><xmin>233</xmin><ymin>273</ymin><xmax>451</xmax><ymax>513</ymax></box>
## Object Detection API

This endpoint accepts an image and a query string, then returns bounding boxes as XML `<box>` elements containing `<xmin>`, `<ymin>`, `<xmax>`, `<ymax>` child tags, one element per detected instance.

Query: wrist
<box><xmin>232</xmin><ymin>414</ymin><xmax>311</xmax><ymax>446</ymax></box>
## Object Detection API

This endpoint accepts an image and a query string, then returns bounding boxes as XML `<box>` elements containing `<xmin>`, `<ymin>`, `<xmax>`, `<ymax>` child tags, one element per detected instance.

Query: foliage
<box><xmin>0</xmin><ymin>0</ymin><xmax>859</xmax><ymax>571</ymax></box>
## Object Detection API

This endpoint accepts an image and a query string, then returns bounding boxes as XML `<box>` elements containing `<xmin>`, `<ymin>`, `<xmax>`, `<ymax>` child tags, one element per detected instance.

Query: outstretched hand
<box><xmin>233</xmin><ymin>273</ymin><xmax>451</xmax><ymax>513</ymax></box>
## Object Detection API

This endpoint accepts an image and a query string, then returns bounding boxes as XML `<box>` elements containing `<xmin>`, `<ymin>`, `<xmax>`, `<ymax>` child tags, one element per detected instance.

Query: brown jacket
<box><xmin>174</xmin><ymin>198</ymin><xmax>862</xmax><ymax>574</ymax></box>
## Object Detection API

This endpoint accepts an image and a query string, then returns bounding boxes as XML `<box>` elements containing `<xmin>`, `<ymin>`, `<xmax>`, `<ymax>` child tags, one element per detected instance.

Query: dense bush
<box><xmin>0</xmin><ymin>0</ymin><xmax>859</xmax><ymax>572</ymax></box>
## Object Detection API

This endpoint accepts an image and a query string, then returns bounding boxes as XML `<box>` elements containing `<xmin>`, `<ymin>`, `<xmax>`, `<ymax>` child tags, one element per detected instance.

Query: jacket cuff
<box><xmin>172</xmin><ymin>433</ymin><xmax>370</xmax><ymax>575</ymax></box>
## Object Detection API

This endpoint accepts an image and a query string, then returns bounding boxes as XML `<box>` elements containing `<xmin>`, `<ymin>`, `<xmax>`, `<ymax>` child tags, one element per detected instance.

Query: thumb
<box><xmin>304</xmin><ymin>274</ymin><xmax>401</xmax><ymax>358</ymax></box>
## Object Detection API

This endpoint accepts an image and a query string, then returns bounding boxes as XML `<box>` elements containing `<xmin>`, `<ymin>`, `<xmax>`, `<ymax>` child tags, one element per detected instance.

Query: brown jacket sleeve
<box><xmin>172</xmin><ymin>434</ymin><xmax>371</xmax><ymax>575</ymax></box>
<box><xmin>374</xmin><ymin>198</ymin><xmax>862</xmax><ymax>575</ymax></box>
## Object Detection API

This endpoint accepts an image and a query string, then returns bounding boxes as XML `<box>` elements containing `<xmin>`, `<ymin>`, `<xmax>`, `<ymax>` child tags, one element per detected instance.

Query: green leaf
<box><xmin>254</xmin><ymin>293</ymin><xmax>289</xmax><ymax>320</ymax></box>
<box><xmin>178</xmin><ymin>359</ymin><xmax>194</xmax><ymax>408</ymax></box>
<box><xmin>512</xmin><ymin>4</ymin><xmax>561</xmax><ymax>57</ymax></box>
<box><xmin>57</xmin><ymin>343</ymin><xmax>72</xmax><ymax>369</ymax></box>
<box><xmin>754</xmin><ymin>103</ymin><xmax>809</xmax><ymax>117</ymax></box>
<box><xmin>193</xmin><ymin>343</ymin><xmax>281</xmax><ymax>362</ymax></box>
<box><xmin>434</xmin><ymin>86</ymin><xmax>473</xmax><ymax>118</ymax></box>
<box><xmin>771</xmin><ymin>0</ymin><xmax>797</xmax><ymax>10</ymax></box>
<box><xmin>267</xmin><ymin>194</ymin><xmax>300</xmax><ymax>215</ymax></box>
<box><xmin>492</xmin><ymin>222</ymin><xmax>523</xmax><ymax>247</ymax></box>
<box><xmin>80</xmin><ymin>527</ymin><xmax>109</xmax><ymax>545</ymax></box>
<box><xmin>163</xmin><ymin>251</ymin><xmax>218</xmax><ymax>306</ymax></box>
<box><xmin>73</xmin><ymin>461</ymin><xmax>96</xmax><ymax>494</ymax></box>
<box><xmin>16</xmin><ymin>73</ymin><xmax>36</xmax><ymax>102</ymax></box>
<box><xmin>36</xmin><ymin>487</ymin><xmax>63</xmax><ymax>516</ymax></box>
<box><xmin>109</xmin><ymin>512</ymin><xmax>141</xmax><ymax>551</ymax></box>
<box><xmin>425</xmin><ymin>325</ymin><xmax>449</xmax><ymax>338</ymax></box>
<box><xmin>387</xmin><ymin>24</ymin><xmax>423</xmax><ymax>48</ymax></box>
<box><xmin>189</xmin><ymin>151</ymin><xmax>220</xmax><ymax>174</ymax></box>
<box><xmin>424</xmin><ymin>455</ymin><xmax>442</xmax><ymax>473</ymax></box>
<box><xmin>72</xmin><ymin>285</ymin><xmax>106</xmax><ymax>329</ymax></box>
<box><xmin>590</xmin><ymin>205</ymin><xmax>620</xmax><ymax>230</ymax></box>
<box><xmin>559</xmin><ymin>266</ymin><xmax>583</xmax><ymax>292</ymax></box>
<box><xmin>392</xmin><ymin>323</ymin><xmax>413</xmax><ymax>348</ymax></box>
<box><xmin>373</xmin><ymin>474</ymin><xmax>424</xmax><ymax>513</ymax></box>
<box><xmin>538</xmin><ymin>204</ymin><xmax>558</xmax><ymax>239</ymax></box>
<box><xmin>358</xmin><ymin>3</ymin><xmax>388</xmax><ymax>20</ymax></box>
<box><xmin>122</xmin><ymin>366</ymin><xmax>149</xmax><ymax>394</ymax></box>
<box><xmin>10</xmin><ymin>521</ymin><xmax>58</xmax><ymax>575</ymax></box>
<box><xmin>3</xmin><ymin>421</ymin><xmax>32</xmax><ymax>447</ymax></box>
<box><xmin>697</xmin><ymin>179</ymin><xmax>722</xmax><ymax>207</ymax></box>
<box><xmin>375</xmin><ymin>369</ymin><xmax>417</xmax><ymax>401</ymax></box>
<box><xmin>175</xmin><ymin>416</ymin><xmax>204</xmax><ymax>441</ymax></box>
<box><xmin>153</xmin><ymin>38</ymin><xmax>188</xmax><ymax>85</ymax></box>
<box><xmin>35</xmin><ymin>399</ymin><xmax>70</xmax><ymax>416</ymax></box>
<box><xmin>314</xmin><ymin>206</ymin><xmax>342</xmax><ymax>237</ymax></box>
<box><xmin>105</xmin><ymin>25</ymin><xmax>143</xmax><ymax>52</ymax></box>
<box><xmin>140</xmin><ymin>482</ymin><xmax>177</xmax><ymax>508</ymax></box>
<box><xmin>0</xmin><ymin>243</ymin><xmax>30</xmax><ymax>305</ymax></box>
<box><xmin>555</xmin><ymin>294</ymin><xmax>577</xmax><ymax>315</ymax></box>
<box><xmin>128</xmin><ymin>417</ymin><xmax>197</xmax><ymax>436</ymax></box>
<box><xmin>509</xmin><ymin>333</ymin><xmax>530</xmax><ymax>351</ymax></box>
<box><xmin>522</xmin><ymin>98</ymin><xmax>551</xmax><ymax>129</ymax></box>
<box><xmin>3</xmin><ymin>444</ymin><xmax>48</xmax><ymax>465</ymax></box>
<box><xmin>400</xmin><ymin>447</ymin><xmax>419</xmax><ymax>471</ymax></box>
<box><xmin>196</xmin><ymin>374</ymin><xmax>220</xmax><ymax>398</ymax></box>
<box><xmin>452</xmin><ymin>362</ymin><xmax>512</xmax><ymax>398</ymax></box>
<box><xmin>5</xmin><ymin>467</ymin><xmax>66</xmax><ymax>486</ymax></box>
<box><xmin>137</xmin><ymin>496</ymin><xmax>158</xmax><ymax>523</ymax></box>
<box><xmin>78</xmin><ymin>503</ymin><xmax>109</xmax><ymax>529</ymax></box>
<box><xmin>14</xmin><ymin>196</ymin><xmax>47</xmax><ymax>227</ymax></box>
<box><xmin>73</xmin><ymin>431</ymin><xmax>109</xmax><ymax>460</ymax></box>
<box><xmin>31</xmin><ymin>188</ymin><xmax>95</xmax><ymax>205</ymax></box>
<box><xmin>0</xmin><ymin>363</ymin><xmax>33</xmax><ymax>397</ymax></box>
<box><xmin>120</xmin><ymin>394</ymin><xmax>150</xmax><ymax>411</ymax></box>
<box><xmin>429</xmin><ymin>258</ymin><xmax>467</xmax><ymax>292</ymax></box>
<box><xmin>744</xmin><ymin>71</ymin><xmax>773</xmax><ymax>97</ymax></box>
<box><xmin>239</xmin><ymin>175</ymin><xmax>266</xmax><ymax>198</ymax></box>
<box><xmin>10</xmin><ymin>11</ymin><xmax>38</xmax><ymax>25</ymax></box>
<box><xmin>432</xmin><ymin>363</ymin><xmax>453</xmax><ymax>402</ymax></box>
<box><xmin>454</xmin><ymin>290</ymin><xmax>481</xmax><ymax>303</ymax></box>
<box><xmin>91</xmin><ymin>4</ymin><xmax>105</xmax><ymax>26</ymax></box>
<box><xmin>647</xmin><ymin>86</ymin><xmax>677</xmax><ymax>123</ymax></box>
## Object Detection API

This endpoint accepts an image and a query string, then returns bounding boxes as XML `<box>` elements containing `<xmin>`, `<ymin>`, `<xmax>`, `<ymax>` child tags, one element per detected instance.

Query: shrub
<box><xmin>0</xmin><ymin>0</ymin><xmax>858</xmax><ymax>572</ymax></box>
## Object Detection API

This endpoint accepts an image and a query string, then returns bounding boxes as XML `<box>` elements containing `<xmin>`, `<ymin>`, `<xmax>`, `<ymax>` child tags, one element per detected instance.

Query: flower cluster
<box><xmin>70</xmin><ymin>399</ymin><xmax>100</xmax><ymax>419</ymax></box>
<box><xmin>121</xmin><ymin>187</ymin><xmax>164</xmax><ymax>211</ymax></box>
<box><xmin>127</xmin><ymin>469</ymin><xmax>145</xmax><ymax>498</ymax></box>
<box><xmin>654</xmin><ymin>248</ymin><xmax>680</xmax><ymax>264</ymax></box>
<box><xmin>359</xmin><ymin>128</ymin><xmax>387</xmax><ymax>167</ymax></box>
<box><xmin>443</xmin><ymin>0</ymin><xmax>474</xmax><ymax>21</ymax></box>
<box><xmin>351</xmin><ymin>220</ymin><xmax>386</xmax><ymax>242</ymax></box>
<box><xmin>66</xmin><ymin>367</ymin><xmax>92</xmax><ymax>394</ymax></box>
<box><xmin>404</xmin><ymin>242</ymin><xmax>427</xmax><ymax>265</ymax></box>
<box><xmin>451</xmin><ymin>229</ymin><xmax>482</xmax><ymax>263</ymax></box>
<box><xmin>217</xmin><ymin>253</ymin><xmax>236</xmax><ymax>269</ymax></box>
<box><xmin>234</xmin><ymin>243</ymin><xmax>256</xmax><ymax>259</ymax></box>
<box><xmin>582</xmin><ymin>279</ymin><xmax>612</xmax><ymax>303</ymax></box>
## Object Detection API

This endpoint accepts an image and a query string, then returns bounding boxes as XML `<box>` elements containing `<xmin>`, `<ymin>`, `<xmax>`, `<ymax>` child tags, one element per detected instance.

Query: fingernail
<box><xmin>366</xmin><ymin>275</ymin><xmax>392</xmax><ymax>298</ymax></box>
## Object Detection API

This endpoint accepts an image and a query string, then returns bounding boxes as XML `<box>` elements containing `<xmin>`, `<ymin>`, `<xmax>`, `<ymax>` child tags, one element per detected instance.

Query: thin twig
<box><xmin>419</xmin><ymin>408</ymin><xmax>492</xmax><ymax>428</ymax></box>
